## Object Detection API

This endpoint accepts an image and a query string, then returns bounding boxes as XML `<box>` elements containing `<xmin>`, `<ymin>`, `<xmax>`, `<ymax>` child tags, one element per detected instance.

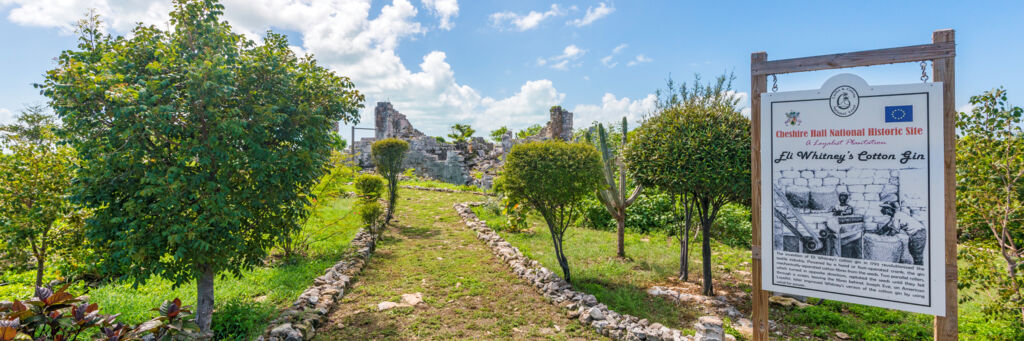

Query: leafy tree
<box><xmin>447</xmin><ymin>123</ymin><xmax>475</xmax><ymax>143</ymax></box>
<box><xmin>503</xmin><ymin>141</ymin><xmax>603</xmax><ymax>283</ymax></box>
<box><xmin>516</xmin><ymin>124</ymin><xmax>543</xmax><ymax>139</ymax></box>
<box><xmin>624</xmin><ymin>74</ymin><xmax>749</xmax><ymax>295</ymax></box>
<box><xmin>956</xmin><ymin>88</ymin><xmax>1024</xmax><ymax>323</ymax></box>
<box><xmin>372</xmin><ymin>138</ymin><xmax>409</xmax><ymax>227</ymax></box>
<box><xmin>585</xmin><ymin>118</ymin><xmax>642</xmax><ymax>258</ymax></box>
<box><xmin>39</xmin><ymin>1</ymin><xmax>363</xmax><ymax>333</ymax></box>
<box><xmin>0</xmin><ymin>106</ymin><xmax>83</xmax><ymax>287</ymax></box>
<box><xmin>490</xmin><ymin>126</ymin><xmax>510</xmax><ymax>142</ymax></box>
<box><xmin>435</xmin><ymin>136</ymin><xmax>447</xmax><ymax>144</ymax></box>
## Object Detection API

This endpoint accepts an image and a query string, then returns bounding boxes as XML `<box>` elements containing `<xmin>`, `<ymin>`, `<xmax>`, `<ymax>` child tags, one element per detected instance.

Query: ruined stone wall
<box><xmin>352</xmin><ymin>102</ymin><xmax>575</xmax><ymax>188</ymax></box>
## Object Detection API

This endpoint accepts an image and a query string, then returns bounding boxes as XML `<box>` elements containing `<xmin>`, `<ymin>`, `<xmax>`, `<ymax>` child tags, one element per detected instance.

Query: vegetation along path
<box><xmin>316</xmin><ymin>188</ymin><xmax>605</xmax><ymax>340</ymax></box>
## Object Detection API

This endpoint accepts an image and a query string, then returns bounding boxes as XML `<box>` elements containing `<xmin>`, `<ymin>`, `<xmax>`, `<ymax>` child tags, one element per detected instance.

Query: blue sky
<box><xmin>1</xmin><ymin>0</ymin><xmax>1021</xmax><ymax>140</ymax></box>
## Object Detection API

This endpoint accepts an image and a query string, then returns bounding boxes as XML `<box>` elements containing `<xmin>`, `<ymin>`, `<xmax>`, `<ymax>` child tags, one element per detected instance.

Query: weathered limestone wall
<box><xmin>353</xmin><ymin>103</ymin><xmax>574</xmax><ymax>188</ymax></box>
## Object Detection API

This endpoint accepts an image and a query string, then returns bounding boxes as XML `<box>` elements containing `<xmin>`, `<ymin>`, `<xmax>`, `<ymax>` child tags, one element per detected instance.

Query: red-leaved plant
<box><xmin>0</xmin><ymin>285</ymin><xmax>199</xmax><ymax>340</ymax></box>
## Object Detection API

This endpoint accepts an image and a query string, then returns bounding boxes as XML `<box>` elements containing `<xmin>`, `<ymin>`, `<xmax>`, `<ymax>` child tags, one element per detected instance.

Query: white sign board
<box><xmin>759</xmin><ymin>74</ymin><xmax>945</xmax><ymax>315</ymax></box>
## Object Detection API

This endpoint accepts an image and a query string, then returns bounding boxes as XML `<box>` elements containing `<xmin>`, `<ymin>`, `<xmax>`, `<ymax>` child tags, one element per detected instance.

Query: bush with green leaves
<box><xmin>372</xmin><ymin>138</ymin><xmax>410</xmax><ymax>226</ymax></box>
<box><xmin>489</xmin><ymin>126</ymin><xmax>509</xmax><ymax>142</ymax></box>
<box><xmin>515</xmin><ymin>124</ymin><xmax>543</xmax><ymax>139</ymax></box>
<box><xmin>711</xmin><ymin>204</ymin><xmax>752</xmax><ymax>249</ymax></box>
<box><xmin>447</xmin><ymin>123</ymin><xmax>475</xmax><ymax>143</ymax></box>
<box><xmin>624</xmin><ymin>73</ymin><xmax>750</xmax><ymax>294</ymax></box>
<box><xmin>502</xmin><ymin>141</ymin><xmax>603</xmax><ymax>283</ymax></box>
<box><xmin>38</xmin><ymin>0</ymin><xmax>364</xmax><ymax>332</ymax></box>
<box><xmin>579</xmin><ymin>190</ymin><xmax>674</xmax><ymax>235</ymax></box>
<box><xmin>210</xmin><ymin>300</ymin><xmax>275</xmax><ymax>341</ymax></box>
<box><xmin>354</xmin><ymin>174</ymin><xmax>385</xmax><ymax>200</ymax></box>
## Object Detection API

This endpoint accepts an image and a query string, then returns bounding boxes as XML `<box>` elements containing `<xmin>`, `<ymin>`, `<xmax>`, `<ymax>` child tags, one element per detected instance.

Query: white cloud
<box><xmin>489</xmin><ymin>4</ymin><xmax>565</xmax><ymax>31</ymax></box>
<box><xmin>573</xmin><ymin>93</ymin><xmax>657</xmax><ymax>126</ymax></box>
<box><xmin>626</xmin><ymin>54</ymin><xmax>652</xmax><ymax>67</ymax></box>
<box><xmin>957</xmin><ymin>103</ymin><xmax>975</xmax><ymax>114</ymax></box>
<box><xmin>601</xmin><ymin>43</ymin><xmax>627</xmax><ymax>68</ymax></box>
<box><xmin>567</xmin><ymin>2</ymin><xmax>613</xmax><ymax>27</ymax></box>
<box><xmin>421</xmin><ymin>0</ymin><xmax>458</xmax><ymax>30</ymax></box>
<box><xmin>538</xmin><ymin>44</ymin><xmax>586</xmax><ymax>70</ymax></box>
<box><xmin>0</xmin><ymin>108</ymin><xmax>14</xmax><ymax>125</ymax></box>
<box><xmin>0</xmin><ymin>0</ymin><xmax>624</xmax><ymax>136</ymax></box>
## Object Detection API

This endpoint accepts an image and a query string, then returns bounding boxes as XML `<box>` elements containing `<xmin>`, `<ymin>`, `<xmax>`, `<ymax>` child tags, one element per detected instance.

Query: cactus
<box><xmin>591</xmin><ymin>117</ymin><xmax>642</xmax><ymax>258</ymax></box>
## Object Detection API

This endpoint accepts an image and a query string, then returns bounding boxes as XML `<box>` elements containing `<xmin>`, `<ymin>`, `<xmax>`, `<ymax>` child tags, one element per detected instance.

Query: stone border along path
<box><xmin>259</xmin><ymin>227</ymin><xmax>380</xmax><ymax>341</ymax></box>
<box><xmin>455</xmin><ymin>202</ymin><xmax>729</xmax><ymax>341</ymax></box>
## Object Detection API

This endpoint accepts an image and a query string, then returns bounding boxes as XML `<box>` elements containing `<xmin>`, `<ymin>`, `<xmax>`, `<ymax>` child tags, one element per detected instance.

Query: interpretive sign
<box><xmin>759</xmin><ymin>73</ymin><xmax>945</xmax><ymax>315</ymax></box>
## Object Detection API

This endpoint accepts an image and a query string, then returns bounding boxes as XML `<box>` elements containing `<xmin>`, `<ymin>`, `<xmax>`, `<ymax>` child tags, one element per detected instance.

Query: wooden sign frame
<box><xmin>749</xmin><ymin>29</ymin><xmax>956</xmax><ymax>340</ymax></box>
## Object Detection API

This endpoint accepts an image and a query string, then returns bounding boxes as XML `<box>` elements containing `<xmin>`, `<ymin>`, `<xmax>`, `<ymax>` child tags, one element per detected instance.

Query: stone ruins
<box><xmin>352</xmin><ymin>102</ymin><xmax>574</xmax><ymax>188</ymax></box>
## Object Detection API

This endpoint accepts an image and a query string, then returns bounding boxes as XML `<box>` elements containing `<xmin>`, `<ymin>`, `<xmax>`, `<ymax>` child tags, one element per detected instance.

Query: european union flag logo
<box><xmin>885</xmin><ymin>105</ymin><xmax>913</xmax><ymax>123</ymax></box>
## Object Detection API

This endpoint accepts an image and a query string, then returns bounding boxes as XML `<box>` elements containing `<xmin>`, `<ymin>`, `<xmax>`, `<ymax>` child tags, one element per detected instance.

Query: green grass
<box><xmin>315</xmin><ymin>187</ymin><xmax>604</xmax><ymax>340</ymax></box>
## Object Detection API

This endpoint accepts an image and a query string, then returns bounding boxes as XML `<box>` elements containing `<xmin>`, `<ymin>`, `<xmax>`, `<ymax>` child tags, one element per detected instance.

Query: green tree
<box><xmin>516</xmin><ymin>124</ymin><xmax>543</xmax><ymax>139</ymax></box>
<box><xmin>586</xmin><ymin>117</ymin><xmax>642</xmax><ymax>258</ymax></box>
<box><xmin>0</xmin><ymin>106</ymin><xmax>82</xmax><ymax>287</ymax></box>
<box><xmin>956</xmin><ymin>88</ymin><xmax>1024</xmax><ymax>323</ymax></box>
<box><xmin>490</xmin><ymin>126</ymin><xmax>509</xmax><ymax>142</ymax></box>
<box><xmin>503</xmin><ymin>141</ymin><xmax>603</xmax><ymax>283</ymax></box>
<box><xmin>447</xmin><ymin>123</ymin><xmax>475</xmax><ymax>143</ymax></box>
<box><xmin>39</xmin><ymin>1</ymin><xmax>364</xmax><ymax>333</ymax></box>
<box><xmin>624</xmin><ymin>74</ymin><xmax>749</xmax><ymax>295</ymax></box>
<box><xmin>372</xmin><ymin>138</ymin><xmax>409</xmax><ymax>227</ymax></box>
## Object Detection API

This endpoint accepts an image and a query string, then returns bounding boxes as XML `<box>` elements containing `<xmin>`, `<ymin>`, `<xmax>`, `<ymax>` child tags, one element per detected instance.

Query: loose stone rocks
<box><xmin>258</xmin><ymin>227</ymin><xmax>381</xmax><ymax>341</ymax></box>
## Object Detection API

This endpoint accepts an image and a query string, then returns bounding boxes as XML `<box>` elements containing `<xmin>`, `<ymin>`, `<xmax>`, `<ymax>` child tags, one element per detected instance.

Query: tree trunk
<box><xmin>35</xmin><ymin>256</ymin><xmax>45</xmax><ymax>288</ymax></box>
<box><xmin>701</xmin><ymin>220</ymin><xmax>714</xmax><ymax>296</ymax></box>
<box><xmin>196</xmin><ymin>265</ymin><xmax>215</xmax><ymax>336</ymax></box>
<box><xmin>550</xmin><ymin>233</ymin><xmax>571</xmax><ymax>283</ymax></box>
<box><xmin>678</xmin><ymin>235</ymin><xmax>687</xmax><ymax>281</ymax></box>
<box><xmin>616</xmin><ymin>214</ymin><xmax>626</xmax><ymax>258</ymax></box>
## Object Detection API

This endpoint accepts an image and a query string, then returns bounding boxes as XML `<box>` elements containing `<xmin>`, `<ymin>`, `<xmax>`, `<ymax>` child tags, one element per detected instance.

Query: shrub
<box><xmin>211</xmin><ymin>300</ymin><xmax>276</xmax><ymax>341</ymax></box>
<box><xmin>357</xmin><ymin>201</ymin><xmax>384</xmax><ymax>229</ymax></box>
<box><xmin>354</xmin><ymin>174</ymin><xmax>385</xmax><ymax>200</ymax></box>
<box><xmin>579</xmin><ymin>190</ymin><xmax>674</xmax><ymax>235</ymax></box>
<box><xmin>372</xmin><ymin>138</ymin><xmax>410</xmax><ymax>226</ymax></box>
<box><xmin>503</xmin><ymin>141</ymin><xmax>603</xmax><ymax>283</ymax></box>
<box><xmin>0</xmin><ymin>285</ymin><xmax>198</xmax><ymax>340</ymax></box>
<box><xmin>711</xmin><ymin>204</ymin><xmax>752</xmax><ymax>249</ymax></box>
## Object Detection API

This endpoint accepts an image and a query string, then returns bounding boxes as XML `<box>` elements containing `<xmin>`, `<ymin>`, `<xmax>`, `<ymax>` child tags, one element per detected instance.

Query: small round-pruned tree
<box><xmin>624</xmin><ymin>74</ymin><xmax>750</xmax><ymax>295</ymax></box>
<box><xmin>372</xmin><ymin>138</ymin><xmax>409</xmax><ymax>226</ymax></box>
<box><xmin>503</xmin><ymin>141</ymin><xmax>603</xmax><ymax>283</ymax></box>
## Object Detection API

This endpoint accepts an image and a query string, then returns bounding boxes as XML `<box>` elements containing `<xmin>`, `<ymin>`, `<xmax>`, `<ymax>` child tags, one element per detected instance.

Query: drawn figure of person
<box><xmin>879</xmin><ymin>201</ymin><xmax>926</xmax><ymax>265</ymax></box>
<box><xmin>830</xmin><ymin>192</ymin><xmax>854</xmax><ymax>216</ymax></box>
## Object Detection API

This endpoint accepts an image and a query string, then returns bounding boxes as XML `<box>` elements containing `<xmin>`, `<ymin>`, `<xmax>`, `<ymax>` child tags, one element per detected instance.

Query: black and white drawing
<box><xmin>772</xmin><ymin>167</ymin><xmax>928</xmax><ymax>265</ymax></box>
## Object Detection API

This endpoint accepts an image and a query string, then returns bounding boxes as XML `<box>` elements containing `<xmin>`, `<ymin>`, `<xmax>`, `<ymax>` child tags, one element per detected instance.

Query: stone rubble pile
<box><xmin>352</xmin><ymin>102</ymin><xmax>575</xmax><ymax>189</ymax></box>
<box><xmin>647</xmin><ymin>286</ymin><xmax>755</xmax><ymax>338</ymax></box>
<box><xmin>454</xmin><ymin>202</ymin><xmax>728</xmax><ymax>341</ymax></box>
<box><xmin>258</xmin><ymin>227</ymin><xmax>381</xmax><ymax>341</ymax></box>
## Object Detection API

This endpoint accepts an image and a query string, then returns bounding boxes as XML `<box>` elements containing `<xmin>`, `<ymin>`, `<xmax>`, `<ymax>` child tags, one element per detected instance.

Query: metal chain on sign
<box><xmin>920</xmin><ymin>61</ymin><xmax>929</xmax><ymax>82</ymax></box>
<box><xmin>771</xmin><ymin>74</ymin><xmax>778</xmax><ymax>92</ymax></box>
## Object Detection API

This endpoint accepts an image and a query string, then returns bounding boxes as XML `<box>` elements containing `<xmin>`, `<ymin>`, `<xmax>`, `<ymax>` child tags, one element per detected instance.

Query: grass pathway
<box><xmin>316</xmin><ymin>189</ymin><xmax>604</xmax><ymax>340</ymax></box>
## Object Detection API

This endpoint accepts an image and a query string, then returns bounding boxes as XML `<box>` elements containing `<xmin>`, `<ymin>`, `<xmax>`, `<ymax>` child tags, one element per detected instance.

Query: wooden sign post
<box><xmin>749</xmin><ymin>29</ymin><xmax>956</xmax><ymax>340</ymax></box>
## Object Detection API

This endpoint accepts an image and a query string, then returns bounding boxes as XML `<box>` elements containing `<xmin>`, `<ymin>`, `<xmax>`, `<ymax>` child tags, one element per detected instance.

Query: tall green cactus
<box><xmin>592</xmin><ymin>117</ymin><xmax>642</xmax><ymax>258</ymax></box>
